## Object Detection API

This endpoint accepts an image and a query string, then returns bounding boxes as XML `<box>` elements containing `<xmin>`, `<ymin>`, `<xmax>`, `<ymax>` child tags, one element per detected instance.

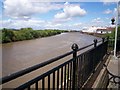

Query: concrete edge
<box><xmin>92</xmin><ymin>55</ymin><xmax>112</xmax><ymax>88</ymax></box>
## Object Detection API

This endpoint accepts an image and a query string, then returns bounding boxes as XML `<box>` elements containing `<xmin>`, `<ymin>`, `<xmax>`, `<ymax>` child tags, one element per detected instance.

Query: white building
<box><xmin>82</xmin><ymin>26</ymin><xmax>105</xmax><ymax>33</ymax></box>
<box><xmin>82</xmin><ymin>26</ymin><xmax>114</xmax><ymax>34</ymax></box>
<box><xmin>96</xmin><ymin>27</ymin><xmax>114</xmax><ymax>34</ymax></box>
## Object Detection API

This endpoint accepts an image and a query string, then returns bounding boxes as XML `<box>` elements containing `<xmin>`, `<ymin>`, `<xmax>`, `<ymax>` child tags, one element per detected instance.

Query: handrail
<box><xmin>0</xmin><ymin>39</ymin><xmax>104</xmax><ymax>85</ymax></box>
<box><xmin>1</xmin><ymin>51</ymin><xmax>73</xmax><ymax>84</ymax></box>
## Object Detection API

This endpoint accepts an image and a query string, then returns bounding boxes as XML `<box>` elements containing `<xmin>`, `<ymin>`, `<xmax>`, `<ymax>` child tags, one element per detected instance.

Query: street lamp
<box><xmin>112</xmin><ymin>1</ymin><xmax>120</xmax><ymax>59</ymax></box>
<box><xmin>111</xmin><ymin>18</ymin><xmax>115</xmax><ymax>25</ymax></box>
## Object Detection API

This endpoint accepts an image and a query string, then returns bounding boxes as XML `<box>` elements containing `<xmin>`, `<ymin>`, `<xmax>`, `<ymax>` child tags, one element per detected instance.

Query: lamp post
<box><xmin>112</xmin><ymin>1</ymin><xmax>119</xmax><ymax>59</ymax></box>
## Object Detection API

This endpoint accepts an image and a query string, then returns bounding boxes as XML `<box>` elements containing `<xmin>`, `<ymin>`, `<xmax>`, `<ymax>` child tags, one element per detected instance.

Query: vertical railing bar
<box><xmin>67</xmin><ymin>63</ymin><xmax>69</xmax><ymax>90</ymax></box>
<box><xmin>70</xmin><ymin>62</ymin><xmax>72</xmax><ymax>90</ymax></box>
<box><xmin>64</xmin><ymin>64</ymin><xmax>66</xmax><ymax>90</ymax></box>
<box><xmin>77</xmin><ymin>57</ymin><xmax>80</xmax><ymax>89</ymax></box>
<box><xmin>81</xmin><ymin>55</ymin><xmax>83</xmax><ymax>87</ymax></box>
<box><xmin>53</xmin><ymin>71</ymin><xmax>55</xmax><ymax>90</ymax></box>
<box><xmin>42</xmin><ymin>78</ymin><xmax>45</xmax><ymax>90</ymax></box>
<box><xmin>77</xmin><ymin>57</ymin><xmax>79</xmax><ymax>89</ymax></box>
<box><xmin>48</xmin><ymin>74</ymin><xmax>50</xmax><ymax>90</ymax></box>
<box><xmin>57</xmin><ymin>69</ymin><xmax>59</xmax><ymax>90</ymax></box>
<box><xmin>61</xmin><ymin>67</ymin><xmax>63</xmax><ymax>90</ymax></box>
<box><xmin>36</xmin><ymin>81</ymin><xmax>38</xmax><ymax>90</ymax></box>
<box><xmin>27</xmin><ymin>86</ymin><xmax>30</xmax><ymax>90</ymax></box>
<box><xmin>83</xmin><ymin>54</ymin><xmax>85</xmax><ymax>84</ymax></box>
<box><xmin>78</xmin><ymin>55</ymin><xmax>82</xmax><ymax>88</ymax></box>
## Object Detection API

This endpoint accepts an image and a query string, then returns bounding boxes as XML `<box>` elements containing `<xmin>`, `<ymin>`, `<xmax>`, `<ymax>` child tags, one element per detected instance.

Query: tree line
<box><xmin>106</xmin><ymin>26</ymin><xmax>120</xmax><ymax>39</ymax></box>
<box><xmin>1</xmin><ymin>28</ymin><xmax>68</xmax><ymax>43</ymax></box>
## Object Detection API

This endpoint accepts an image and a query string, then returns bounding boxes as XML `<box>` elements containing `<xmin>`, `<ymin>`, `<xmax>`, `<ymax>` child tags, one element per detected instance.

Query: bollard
<box><xmin>71</xmin><ymin>43</ymin><xmax>78</xmax><ymax>90</ymax></box>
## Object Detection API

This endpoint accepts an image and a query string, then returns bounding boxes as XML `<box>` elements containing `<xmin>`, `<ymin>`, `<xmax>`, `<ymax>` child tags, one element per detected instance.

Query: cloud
<box><xmin>92</xmin><ymin>18</ymin><xmax>103</xmax><ymax>23</ymax></box>
<box><xmin>114</xmin><ymin>8</ymin><xmax>117</xmax><ymax>13</ymax></box>
<box><xmin>103</xmin><ymin>9</ymin><xmax>112</xmax><ymax>14</ymax></box>
<box><xmin>113</xmin><ymin>8</ymin><xmax>119</xmax><ymax>15</ymax></box>
<box><xmin>1</xmin><ymin>17</ymin><xmax>84</xmax><ymax>30</ymax></box>
<box><xmin>1</xmin><ymin>18</ymin><xmax>46</xmax><ymax>29</ymax></box>
<box><xmin>3</xmin><ymin>0</ymin><xmax>63</xmax><ymax>20</ymax></box>
<box><xmin>73</xmin><ymin>23</ymin><xmax>82</xmax><ymax>27</ymax></box>
<box><xmin>54</xmin><ymin>2</ymin><xmax>87</xmax><ymax>20</ymax></box>
<box><xmin>101</xmin><ymin>0</ymin><xmax>117</xmax><ymax>4</ymax></box>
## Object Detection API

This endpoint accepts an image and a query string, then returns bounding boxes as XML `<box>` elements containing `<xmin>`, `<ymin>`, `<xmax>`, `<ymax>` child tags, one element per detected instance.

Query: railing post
<box><xmin>102</xmin><ymin>37</ymin><xmax>105</xmax><ymax>43</ymax></box>
<box><xmin>94</xmin><ymin>39</ymin><xmax>97</xmax><ymax>47</ymax></box>
<box><xmin>106</xmin><ymin>37</ymin><xmax>109</xmax><ymax>54</ymax></box>
<box><xmin>107</xmin><ymin>36</ymin><xmax>109</xmax><ymax>42</ymax></box>
<box><xmin>101</xmin><ymin>38</ymin><xmax>105</xmax><ymax>60</ymax></box>
<box><xmin>93</xmin><ymin>39</ymin><xmax>98</xmax><ymax>73</ymax></box>
<box><xmin>71</xmin><ymin>43</ymin><xmax>78</xmax><ymax>90</ymax></box>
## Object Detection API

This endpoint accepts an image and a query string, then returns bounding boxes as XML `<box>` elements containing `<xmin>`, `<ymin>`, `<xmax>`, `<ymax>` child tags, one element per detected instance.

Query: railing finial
<box><xmin>71</xmin><ymin>43</ymin><xmax>78</xmax><ymax>51</ymax></box>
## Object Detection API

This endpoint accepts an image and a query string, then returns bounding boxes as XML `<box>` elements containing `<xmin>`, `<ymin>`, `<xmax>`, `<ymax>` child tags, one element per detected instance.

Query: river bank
<box><xmin>2</xmin><ymin>28</ymin><xmax>68</xmax><ymax>43</ymax></box>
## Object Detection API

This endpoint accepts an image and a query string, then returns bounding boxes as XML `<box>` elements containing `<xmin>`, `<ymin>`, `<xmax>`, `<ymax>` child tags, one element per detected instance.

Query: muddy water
<box><xmin>2</xmin><ymin>32</ymin><xmax>101</xmax><ymax>88</ymax></box>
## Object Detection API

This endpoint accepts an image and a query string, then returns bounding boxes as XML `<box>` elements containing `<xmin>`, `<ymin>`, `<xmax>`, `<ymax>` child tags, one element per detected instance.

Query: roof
<box><xmin>97</xmin><ymin>27</ymin><xmax>114</xmax><ymax>31</ymax></box>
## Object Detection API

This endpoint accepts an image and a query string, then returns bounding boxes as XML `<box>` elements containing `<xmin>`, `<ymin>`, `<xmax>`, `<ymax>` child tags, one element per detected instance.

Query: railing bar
<box><xmin>70</xmin><ymin>62</ymin><xmax>72</xmax><ymax>90</ymax></box>
<box><xmin>61</xmin><ymin>67</ymin><xmax>63</xmax><ymax>90</ymax></box>
<box><xmin>57</xmin><ymin>69</ymin><xmax>59</xmax><ymax>90</ymax></box>
<box><xmin>78</xmin><ymin>56</ymin><xmax>82</xmax><ymax>88</ymax></box>
<box><xmin>42</xmin><ymin>78</ymin><xmax>45</xmax><ymax>90</ymax></box>
<box><xmin>53</xmin><ymin>71</ymin><xmax>55</xmax><ymax>90</ymax></box>
<box><xmin>36</xmin><ymin>81</ymin><xmax>38</xmax><ymax>90</ymax></box>
<box><xmin>77</xmin><ymin>43</ymin><xmax>93</xmax><ymax>51</ymax></box>
<box><xmin>67</xmin><ymin>63</ymin><xmax>69</xmax><ymax>90</ymax></box>
<box><xmin>27</xmin><ymin>86</ymin><xmax>30</xmax><ymax>90</ymax></box>
<box><xmin>48</xmin><ymin>75</ymin><xmax>50</xmax><ymax>90</ymax></box>
<box><xmin>64</xmin><ymin>65</ymin><xmax>66</xmax><ymax>90</ymax></box>
<box><xmin>76</xmin><ymin>57</ymin><xmax>79</xmax><ymax>88</ymax></box>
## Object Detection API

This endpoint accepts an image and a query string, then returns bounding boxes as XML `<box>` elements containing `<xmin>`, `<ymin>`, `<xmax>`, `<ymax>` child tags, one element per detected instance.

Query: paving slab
<box><xmin>107</xmin><ymin>55</ymin><xmax>120</xmax><ymax>88</ymax></box>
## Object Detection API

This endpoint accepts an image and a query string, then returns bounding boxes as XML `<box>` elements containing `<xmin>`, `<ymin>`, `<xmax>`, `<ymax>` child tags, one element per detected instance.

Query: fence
<box><xmin>0</xmin><ymin>38</ymin><xmax>108</xmax><ymax>90</ymax></box>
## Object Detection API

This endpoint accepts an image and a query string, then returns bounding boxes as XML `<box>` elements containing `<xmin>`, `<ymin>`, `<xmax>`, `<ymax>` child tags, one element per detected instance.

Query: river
<box><xmin>2</xmin><ymin>32</ymin><xmax>101</xmax><ymax>88</ymax></box>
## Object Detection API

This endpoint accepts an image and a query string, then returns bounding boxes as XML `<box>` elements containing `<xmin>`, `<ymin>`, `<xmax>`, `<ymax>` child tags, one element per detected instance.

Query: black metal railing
<box><xmin>0</xmin><ymin>38</ymin><xmax>108</xmax><ymax>89</ymax></box>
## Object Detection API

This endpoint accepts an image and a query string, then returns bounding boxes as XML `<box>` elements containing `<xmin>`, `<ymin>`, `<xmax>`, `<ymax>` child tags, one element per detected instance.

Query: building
<box><xmin>96</xmin><ymin>27</ymin><xmax>114</xmax><ymax>34</ymax></box>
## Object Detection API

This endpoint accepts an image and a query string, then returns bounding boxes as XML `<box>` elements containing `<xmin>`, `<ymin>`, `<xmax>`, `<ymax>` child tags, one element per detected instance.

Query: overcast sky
<box><xmin>0</xmin><ymin>0</ymin><xmax>119</xmax><ymax>30</ymax></box>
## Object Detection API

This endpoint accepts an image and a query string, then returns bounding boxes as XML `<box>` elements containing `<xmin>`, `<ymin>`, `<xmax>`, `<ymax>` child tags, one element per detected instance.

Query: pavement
<box><xmin>107</xmin><ymin>54</ymin><xmax>120</xmax><ymax>89</ymax></box>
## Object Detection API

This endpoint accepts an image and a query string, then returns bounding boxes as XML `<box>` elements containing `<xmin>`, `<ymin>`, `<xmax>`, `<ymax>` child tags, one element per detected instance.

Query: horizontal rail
<box><xmin>1</xmin><ymin>50</ymin><xmax>73</xmax><ymax>84</ymax></box>
<box><xmin>15</xmin><ymin>58</ymin><xmax>74</xmax><ymax>90</ymax></box>
<box><xmin>0</xmin><ymin>39</ymin><xmax>104</xmax><ymax>85</ymax></box>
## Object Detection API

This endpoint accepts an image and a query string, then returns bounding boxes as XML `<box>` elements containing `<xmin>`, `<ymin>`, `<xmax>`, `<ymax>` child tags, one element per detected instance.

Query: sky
<box><xmin>0</xmin><ymin>0</ymin><xmax>119</xmax><ymax>30</ymax></box>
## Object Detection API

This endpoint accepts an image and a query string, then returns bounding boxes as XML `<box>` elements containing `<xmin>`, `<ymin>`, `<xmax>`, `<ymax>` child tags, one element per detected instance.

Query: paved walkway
<box><xmin>107</xmin><ymin>55</ymin><xmax>120</xmax><ymax>88</ymax></box>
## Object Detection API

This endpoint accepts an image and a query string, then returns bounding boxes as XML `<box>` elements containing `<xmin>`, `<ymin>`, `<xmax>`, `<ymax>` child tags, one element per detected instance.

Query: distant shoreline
<box><xmin>80</xmin><ymin>32</ymin><xmax>105</xmax><ymax>38</ymax></box>
<box><xmin>2</xmin><ymin>28</ymin><xmax>68</xmax><ymax>43</ymax></box>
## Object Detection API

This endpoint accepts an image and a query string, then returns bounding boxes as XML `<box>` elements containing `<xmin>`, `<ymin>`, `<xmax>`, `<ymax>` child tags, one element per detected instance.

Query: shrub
<box><xmin>2</xmin><ymin>28</ymin><xmax>68</xmax><ymax>43</ymax></box>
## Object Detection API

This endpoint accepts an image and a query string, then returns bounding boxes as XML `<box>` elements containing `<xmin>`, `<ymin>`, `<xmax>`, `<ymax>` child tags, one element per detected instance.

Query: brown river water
<box><xmin>1</xmin><ymin>32</ymin><xmax>101</xmax><ymax>88</ymax></box>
